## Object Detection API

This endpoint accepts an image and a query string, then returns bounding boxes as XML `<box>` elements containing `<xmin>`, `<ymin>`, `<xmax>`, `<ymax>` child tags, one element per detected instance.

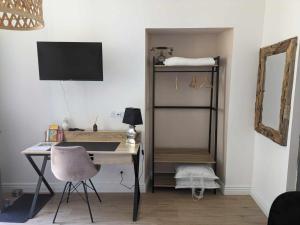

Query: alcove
<box><xmin>145</xmin><ymin>28</ymin><xmax>234</xmax><ymax>190</ymax></box>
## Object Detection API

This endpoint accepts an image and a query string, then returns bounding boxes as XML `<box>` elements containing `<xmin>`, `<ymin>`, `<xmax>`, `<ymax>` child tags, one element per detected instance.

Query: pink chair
<box><xmin>51</xmin><ymin>146</ymin><xmax>101</xmax><ymax>223</ymax></box>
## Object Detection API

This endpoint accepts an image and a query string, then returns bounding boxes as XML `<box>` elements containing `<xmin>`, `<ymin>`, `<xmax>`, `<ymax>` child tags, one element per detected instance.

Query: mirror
<box><xmin>262</xmin><ymin>52</ymin><xmax>286</xmax><ymax>128</ymax></box>
<box><xmin>255</xmin><ymin>37</ymin><xmax>298</xmax><ymax>146</ymax></box>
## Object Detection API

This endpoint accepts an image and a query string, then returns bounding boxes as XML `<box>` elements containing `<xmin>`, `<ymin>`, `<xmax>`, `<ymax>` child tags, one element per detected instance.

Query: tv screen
<box><xmin>37</xmin><ymin>42</ymin><xmax>103</xmax><ymax>81</ymax></box>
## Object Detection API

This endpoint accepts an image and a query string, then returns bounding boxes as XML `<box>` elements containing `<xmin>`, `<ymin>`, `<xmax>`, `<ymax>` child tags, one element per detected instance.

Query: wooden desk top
<box><xmin>21</xmin><ymin>131</ymin><xmax>140</xmax><ymax>156</ymax></box>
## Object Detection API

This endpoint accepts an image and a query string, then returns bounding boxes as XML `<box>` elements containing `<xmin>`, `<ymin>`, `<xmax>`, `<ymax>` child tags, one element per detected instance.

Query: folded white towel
<box><xmin>164</xmin><ymin>57</ymin><xmax>215</xmax><ymax>66</ymax></box>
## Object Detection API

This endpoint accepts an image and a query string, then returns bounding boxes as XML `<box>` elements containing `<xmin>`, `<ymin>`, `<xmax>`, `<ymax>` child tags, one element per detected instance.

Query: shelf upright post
<box><xmin>152</xmin><ymin>57</ymin><xmax>155</xmax><ymax>193</ymax></box>
<box><xmin>214</xmin><ymin>57</ymin><xmax>220</xmax><ymax>172</ymax></box>
<box><xmin>208</xmin><ymin>66</ymin><xmax>215</xmax><ymax>153</ymax></box>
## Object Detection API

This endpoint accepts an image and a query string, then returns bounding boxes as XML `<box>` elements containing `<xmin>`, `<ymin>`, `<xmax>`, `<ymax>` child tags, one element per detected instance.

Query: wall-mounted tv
<box><xmin>37</xmin><ymin>42</ymin><xmax>103</xmax><ymax>81</ymax></box>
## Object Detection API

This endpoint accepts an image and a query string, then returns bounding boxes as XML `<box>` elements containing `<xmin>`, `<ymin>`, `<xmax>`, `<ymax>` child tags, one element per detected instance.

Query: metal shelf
<box><xmin>154</xmin><ymin>63</ymin><xmax>219</xmax><ymax>73</ymax></box>
<box><xmin>154</xmin><ymin>148</ymin><xmax>215</xmax><ymax>164</ymax></box>
<box><xmin>151</xmin><ymin>56</ymin><xmax>220</xmax><ymax>192</ymax></box>
<box><xmin>155</xmin><ymin>70</ymin><xmax>214</xmax><ymax>73</ymax></box>
<box><xmin>154</xmin><ymin>106</ymin><xmax>217</xmax><ymax>110</ymax></box>
<box><xmin>154</xmin><ymin>106</ymin><xmax>210</xmax><ymax>109</ymax></box>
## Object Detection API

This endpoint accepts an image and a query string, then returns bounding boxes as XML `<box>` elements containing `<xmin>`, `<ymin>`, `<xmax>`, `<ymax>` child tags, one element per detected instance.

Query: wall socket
<box><xmin>111</xmin><ymin>111</ymin><xmax>124</xmax><ymax>119</ymax></box>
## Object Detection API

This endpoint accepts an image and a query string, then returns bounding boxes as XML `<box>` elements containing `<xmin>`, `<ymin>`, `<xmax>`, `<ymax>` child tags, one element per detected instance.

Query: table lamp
<box><xmin>122</xmin><ymin>108</ymin><xmax>143</xmax><ymax>144</ymax></box>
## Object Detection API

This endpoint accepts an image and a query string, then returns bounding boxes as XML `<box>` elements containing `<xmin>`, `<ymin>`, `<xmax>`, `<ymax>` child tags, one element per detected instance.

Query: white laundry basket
<box><xmin>175</xmin><ymin>165</ymin><xmax>220</xmax><ymax>200</ymax></box>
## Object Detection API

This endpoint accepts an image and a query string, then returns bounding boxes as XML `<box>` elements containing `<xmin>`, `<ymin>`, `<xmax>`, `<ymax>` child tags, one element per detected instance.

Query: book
<box><xmin>57</xmin><ymin>130</ymin><xmax>64</xmax><ymax>142</ymax></box>
<box><xmin>48</xmin><ymin>129</ymin><xmax>58</xmax><ymax>142</ymax></box>
<box><xmin>49</xmin><ymin>124</ymin><xmax>59</xmax><ymax>130</ymax></box>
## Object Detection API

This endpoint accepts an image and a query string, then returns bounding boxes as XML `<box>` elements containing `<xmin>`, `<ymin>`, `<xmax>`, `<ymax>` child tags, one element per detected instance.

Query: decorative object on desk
<box><xmin>0</xmin><ymin>0</ymin><xmax>44</xmax><ymax>30</ymax></box>
<box><xmin>49</xmin><ymin>124</ymin><xmax>59</xmax><ymax>130</ymax></box>
<box><xmin>46</xmin><ymin>124</ymin><xmax>63</xmax><ymax>142</ymax></box>
<box><xmin>68</xmin><ymin>128</ymin><xmax>85</xmax><ymax>131</ymax></box>
<box><xmin>62</xmin><ymin>118</ymin><xmax>70</xmax><ymax>131</ymax></box>
<box><xmin>57</xmin><ymin>130</ymin><xmax>64</xmax><ymax>142</ymax></box>
<box><xmin>93</xmin><ymin>116</ymin><xmax>98</xmax><ymax>132</ymax></box>
<box><xmin>47</xmin><ymin>129</ymin><xmax>58</xmax><ymax>142</ymax></box>
<box><xmin>93</xmin><ymin>124</ymin><xmax>98</xmax><ymax>132</ymax></box>
<box><xmin>122</xmin><ymin>108</ymin><xmax>143</xmax><ymax>144</ymax></box>
<box><xmin>151</xmin><ymin>46</ymin><xmax>173</xmax><ymax>65</ymax></box>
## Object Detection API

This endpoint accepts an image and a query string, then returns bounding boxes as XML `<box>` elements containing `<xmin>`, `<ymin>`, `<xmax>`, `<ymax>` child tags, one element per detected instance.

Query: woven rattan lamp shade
<box><xmin>0</xmin><ymin>0</ymin><xmax>44</xmax><ymax>30</ymax></box>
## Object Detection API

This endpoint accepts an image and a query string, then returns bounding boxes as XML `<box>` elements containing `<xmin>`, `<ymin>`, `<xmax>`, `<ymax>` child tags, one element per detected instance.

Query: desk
<box><xmin>21</xmin><ymin>131</ymin><xmax>141</xmax><ymax>221</ymax></box>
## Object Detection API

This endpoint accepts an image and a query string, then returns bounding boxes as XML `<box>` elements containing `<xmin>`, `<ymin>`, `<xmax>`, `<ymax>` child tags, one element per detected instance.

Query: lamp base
<box><xmin>126</xmin><ymin>125</ymin><xmax>137</xmax><ymax>144</ymax></box>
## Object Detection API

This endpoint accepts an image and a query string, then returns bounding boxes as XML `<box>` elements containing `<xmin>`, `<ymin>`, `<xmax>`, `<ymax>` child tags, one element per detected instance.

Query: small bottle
<box><xmin>93</xmin><ymin>116</ymin><xmax>99</xmax><ymax>132</ymax></box>
<box><xmin>93</xmin><ymin>123</ymin><xmax>98</xmax><ymax>132</ymax></box>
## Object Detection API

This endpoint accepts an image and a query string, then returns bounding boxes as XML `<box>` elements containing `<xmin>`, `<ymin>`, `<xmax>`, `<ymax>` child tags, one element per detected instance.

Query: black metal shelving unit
<box><xmin>151</xmin><ymin>56</ymin><xmax>220</xmax><ymax>191</ymax></box>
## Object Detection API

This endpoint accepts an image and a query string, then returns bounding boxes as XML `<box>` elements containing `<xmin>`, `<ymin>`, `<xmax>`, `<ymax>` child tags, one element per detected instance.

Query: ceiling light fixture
<box><xmin>0</xmin><ymin>0</ymin><xmax>44</xmax><ymax>30</ymax></box>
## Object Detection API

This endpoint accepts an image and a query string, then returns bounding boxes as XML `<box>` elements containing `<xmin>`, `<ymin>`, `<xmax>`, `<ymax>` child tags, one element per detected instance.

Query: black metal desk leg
<box><xmin>132</xmin><ymin>148</ymin><xmax>141</xmax><ymax>222</ymax></box>
<box><xmin>26</xmin><ymin>155</ymin><xmax>54</xmax><ymax>195</ymax></box>
<box><xmin>26</xmin><ymin>155</ymin><xmax>53</xmax><ymax>219</ymax></box>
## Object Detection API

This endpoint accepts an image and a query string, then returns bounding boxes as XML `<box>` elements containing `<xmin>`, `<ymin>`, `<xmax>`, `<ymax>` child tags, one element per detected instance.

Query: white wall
<box><xmin>216</xmin><ymin>29</ymin><xmax>234</xmax><ymax>183</ymax></box>
<box><xmin>0</xmin><ymin>0</ymin><xmax>265</xmax><ymax>193</ymax></box>
<box><xmin>251</xmin><ymin>0</ymin><xmax>300</xmax><ymax>215</ymax></box>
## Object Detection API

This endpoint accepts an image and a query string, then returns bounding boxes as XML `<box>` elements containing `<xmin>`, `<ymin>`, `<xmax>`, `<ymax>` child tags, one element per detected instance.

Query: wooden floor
<box><xmin>19</xmin><ymin>190</ymin><xmax>266</xmax><ymax>225</ymax></box>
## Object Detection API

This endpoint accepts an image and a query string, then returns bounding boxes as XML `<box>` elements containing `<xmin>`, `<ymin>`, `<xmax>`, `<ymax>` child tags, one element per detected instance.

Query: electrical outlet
<box><xmin>111</xmin><ymin>111</ymin><xmax>124</xmax><ymax>119</ymax></box>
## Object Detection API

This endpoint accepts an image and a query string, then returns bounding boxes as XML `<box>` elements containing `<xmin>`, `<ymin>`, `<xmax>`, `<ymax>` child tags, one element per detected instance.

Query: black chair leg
<box><xmin>53</xmin><ymin>182</ymin><xmax>69</xmax><ymax>224</ymax></box>
<box><xmin>82</xmin><ymin>181</ymin><xmax>94</xmax><ymax>223</ymax></box>
<box><xmin>66</xmin><ymin>182</ymin><xmax>72</xmax><ymax>203</ymax></box>
<box><xmin>89</xmin><ymin>179</ymin><xmax>102</xmax><ymax>203</ymax></box>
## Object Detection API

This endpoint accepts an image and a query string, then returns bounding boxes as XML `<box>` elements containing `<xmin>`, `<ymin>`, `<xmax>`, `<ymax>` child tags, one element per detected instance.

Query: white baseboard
<box><xmin>220</xmin><ymin>181</ymin><xmax>251</xmax><ymax>195</ymax></box>
<box><xmin>2</xmin><ymin>182</ymin><xmax>146</xmax><ymax>193</ymax></box>
<box><xmin>250</xmin><ymin>190</ymin><xmax>269</xmax><ymax>216</ymax></box>
<box><xmin>222</xmin><ymin>186</ymin><xmax>251</xmax><ymax>195</ymax></box>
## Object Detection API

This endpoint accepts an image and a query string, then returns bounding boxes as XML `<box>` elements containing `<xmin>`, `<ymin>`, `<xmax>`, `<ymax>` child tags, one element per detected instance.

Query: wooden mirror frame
<box><xmin>255</xmin><ymin>37</ymin><xmax>298</xmax><ymax>146</ymax></box>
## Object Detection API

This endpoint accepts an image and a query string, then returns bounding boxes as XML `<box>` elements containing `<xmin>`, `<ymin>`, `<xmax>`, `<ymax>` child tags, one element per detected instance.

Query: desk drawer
<box><xmin>92</xmin><ymin>154</ymin><xmax>132</xmax><ymax>164</ymax></box>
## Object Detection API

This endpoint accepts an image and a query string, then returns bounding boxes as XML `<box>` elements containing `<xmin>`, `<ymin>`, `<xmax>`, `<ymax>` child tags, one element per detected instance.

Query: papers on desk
<box><xmin>28</xmin><ymin>142</ymin><xmax>56</xmax><ymax>151</ymax></box>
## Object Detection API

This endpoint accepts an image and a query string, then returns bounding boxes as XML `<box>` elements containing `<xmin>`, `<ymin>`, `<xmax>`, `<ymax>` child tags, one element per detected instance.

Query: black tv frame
<box><xmin>37</xmin><ymin>41</ymin><xmax>103</xmax><ymax>81</ymax></box>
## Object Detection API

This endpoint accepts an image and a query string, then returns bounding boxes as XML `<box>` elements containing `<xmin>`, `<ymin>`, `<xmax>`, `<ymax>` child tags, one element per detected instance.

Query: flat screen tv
<box><xmin>37</xmin><ymin>42</ymin><xmax>103</xmax><ymax>81</ymax></box>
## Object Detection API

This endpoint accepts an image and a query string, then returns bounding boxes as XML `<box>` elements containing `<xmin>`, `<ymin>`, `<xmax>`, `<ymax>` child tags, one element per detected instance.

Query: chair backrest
<box><xmin>51</xmin><ymin>146</ymin><xmax>98</xmax><ymax>182</ymax></box>
<box><xmin>268</xmin><ymin>191</ymin><xmax>300</xmax><ymax>225</ymax></box>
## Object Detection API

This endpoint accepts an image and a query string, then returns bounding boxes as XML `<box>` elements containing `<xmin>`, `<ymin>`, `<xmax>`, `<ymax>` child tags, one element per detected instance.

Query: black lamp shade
<box><xmin>123</xmin><ymin>108</ymin><xmax>143</xmax><ymax>126</ymax></box>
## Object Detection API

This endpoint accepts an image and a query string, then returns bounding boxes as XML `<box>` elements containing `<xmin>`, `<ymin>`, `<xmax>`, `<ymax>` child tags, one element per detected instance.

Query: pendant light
<box><xmin>0</xmin><ymin>0</ymin><xmax>44</xmax><ymax>30</ymax></box>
